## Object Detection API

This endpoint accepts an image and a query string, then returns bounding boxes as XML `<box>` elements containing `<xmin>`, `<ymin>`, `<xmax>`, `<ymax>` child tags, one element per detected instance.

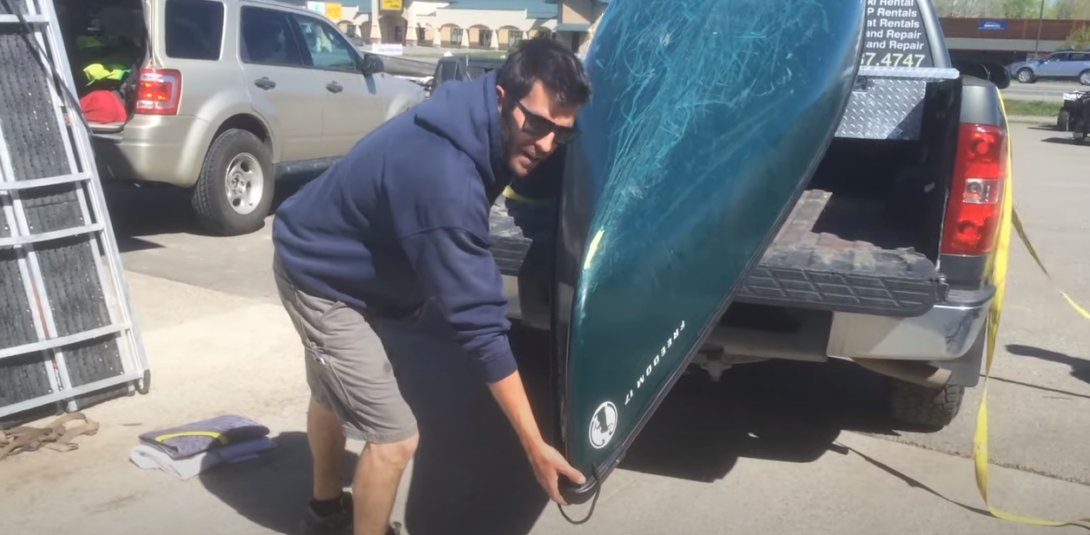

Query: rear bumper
<box><xmin>504</xmin><ymin>271</ymin><xmax>993</xmax><ymax>366</ymax></box>
<box><xmin>90</xmin><ymin>114</ymin><xmax>213</xmax><ymax>188</ymax></box>
<box><xmin>825</xmin><ymin>286</ymin><xmax>993</xmax><ymax>362</ymax></box>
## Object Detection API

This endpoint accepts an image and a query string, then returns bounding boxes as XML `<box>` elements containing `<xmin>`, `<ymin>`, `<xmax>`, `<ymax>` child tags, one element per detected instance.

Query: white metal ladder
<box><xmin>0</xmin><ymin>0</ymin><xmax>149</xmax><ymax>420</ymax></box>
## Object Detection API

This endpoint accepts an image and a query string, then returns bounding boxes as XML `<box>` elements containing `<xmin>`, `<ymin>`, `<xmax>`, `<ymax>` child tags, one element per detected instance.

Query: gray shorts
<box><xmin>273</xmin><ymin>254</ymin><xmax>419</xmax><ymax>444</ymax></box>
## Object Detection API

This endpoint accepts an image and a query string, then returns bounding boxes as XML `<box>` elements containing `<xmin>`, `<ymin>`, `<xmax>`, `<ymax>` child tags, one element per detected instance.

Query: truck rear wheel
<box><xmin>887</xmin><ymin>380</ymin><xmax>964</xmax><ymax>429</ymax></box>
<box><xmin>192</xmin><ymin>129</ymin><xmax>274</xmax><ymax>236</ymax></box>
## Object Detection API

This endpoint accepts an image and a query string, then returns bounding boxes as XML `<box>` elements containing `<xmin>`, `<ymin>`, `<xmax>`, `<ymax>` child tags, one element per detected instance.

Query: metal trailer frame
<box><xmin>0</xmin><ymin>0</ymin><xmax>149</xmax><ymax>421</ymax></box>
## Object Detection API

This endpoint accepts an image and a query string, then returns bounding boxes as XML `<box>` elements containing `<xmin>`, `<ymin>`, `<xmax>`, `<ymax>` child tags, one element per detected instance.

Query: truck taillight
<box><xmin>940</xmin><ymin>123</ymin><xmax>1008</xmax><ymax>256</ymax></box>
<box><xmin>135</xmin><ymin>69</ymin><xmax>182</xmax><ymax>115</ymax></box>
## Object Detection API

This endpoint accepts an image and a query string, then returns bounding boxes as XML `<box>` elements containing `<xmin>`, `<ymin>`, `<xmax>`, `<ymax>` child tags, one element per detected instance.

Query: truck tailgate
<box><xmin>489</xmin><ymin>188</ymin><xmax>943</xmax><ymax>320</ymax></box>
<box><xmin>735</xmin><ymin>189</ymin><xmax>940</xmax><ymax>317</ymax></box>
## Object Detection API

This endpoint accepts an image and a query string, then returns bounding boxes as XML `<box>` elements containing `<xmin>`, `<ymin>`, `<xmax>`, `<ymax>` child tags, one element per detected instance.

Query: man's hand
<box><xmin>487</xmin><ymin>369</ymin><xmax>587</xmax><ymax>504</ymax></box>
<box><xmin>525</xmin><ymin>438</ymin><xmax>586</xmax><ymax>505</ymax></box>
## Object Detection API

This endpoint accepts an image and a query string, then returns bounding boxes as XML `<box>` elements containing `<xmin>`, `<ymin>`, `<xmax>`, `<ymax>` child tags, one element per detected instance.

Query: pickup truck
<box><xmin>488</xmin><ymin>0</ymin><xmax>1011</xmax><ymax>431</ymax></box>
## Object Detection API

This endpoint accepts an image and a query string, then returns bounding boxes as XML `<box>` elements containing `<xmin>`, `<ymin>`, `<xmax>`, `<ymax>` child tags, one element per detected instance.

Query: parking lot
<box><xmin>2</xmin><ymin>120</ymin><xmax>1090</xmax><ymax>534</ymax></box>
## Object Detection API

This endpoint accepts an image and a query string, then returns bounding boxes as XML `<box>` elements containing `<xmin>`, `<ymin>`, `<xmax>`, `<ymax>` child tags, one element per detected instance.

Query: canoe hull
<box><xmin>552</xmin><ymin>0</ymin><xmax>867</xmax><ymax>503</ymax></box>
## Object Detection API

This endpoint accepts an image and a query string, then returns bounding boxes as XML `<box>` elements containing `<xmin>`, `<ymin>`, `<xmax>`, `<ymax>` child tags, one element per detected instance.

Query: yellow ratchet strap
<box><xmin>502</xmin><ymin>185</ymin><xmax>551</xmax><ymax>205</ymax></box>
<box><xmin>973</xmin><ymin>96</ymin><xmax>1090</xmax><ymax>527</ymax></box>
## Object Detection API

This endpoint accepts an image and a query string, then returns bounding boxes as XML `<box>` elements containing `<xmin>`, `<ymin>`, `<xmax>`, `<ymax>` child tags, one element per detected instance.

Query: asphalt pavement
<box><xmin>3</xmin><ymin>122</ymin><xmax>1089</xmax><ymax>534</ymax></box>
<box><xmin>1001</xmin><ymin>79</ymin><xmax>1086</xmax><ymax>101</ymax></box>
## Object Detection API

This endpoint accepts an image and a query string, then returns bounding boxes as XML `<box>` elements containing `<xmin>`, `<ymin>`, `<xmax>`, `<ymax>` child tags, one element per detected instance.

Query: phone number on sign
<box><xmin>861</xmin><ymin>52</ymin><xmax>927</xmax><ymax>68</ymax></box>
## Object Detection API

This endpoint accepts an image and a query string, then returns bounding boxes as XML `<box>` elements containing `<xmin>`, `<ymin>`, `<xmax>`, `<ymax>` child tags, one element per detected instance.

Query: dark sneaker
<box><xmin>301</xmin><ymin>492</ymin><xmax>353</xmax><ymax>535</ymax></box>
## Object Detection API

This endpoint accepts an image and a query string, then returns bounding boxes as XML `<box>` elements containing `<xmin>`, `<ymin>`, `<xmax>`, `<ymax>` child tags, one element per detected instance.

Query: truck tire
<box><xmin>887</xmin><ymin>380</ymin><xmax>964</xmax><ymax>429</ymax></box>
<box><xmin>192</xmin><ymin>129</ymin><xmax>274</xmax><ymax>236</ymax></box>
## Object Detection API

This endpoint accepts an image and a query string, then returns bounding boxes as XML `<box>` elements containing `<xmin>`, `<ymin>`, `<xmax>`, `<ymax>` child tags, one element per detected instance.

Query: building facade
<box><xmin>313</xmin><ymin>0</ymin><xmax>557</xmax><ymax>50</ymax></box>
<box><xmin>310</xmin><ymin>1</ymin><xmax>1089</xmax><ymax>64</ymax></box>
<box><xmin>300</xmin><ymin>0</ymin><xmax>609</xmax><ymax>52</ymax></box>
<box><xmin>549</xmin><ymin>0</ymin><xmax>608</xmax><ymax>51</ymax></box>
<box><xmin>940</xmin><ymin>17</ymin><xmax>1090</xmax><ymax>64</ymax></box>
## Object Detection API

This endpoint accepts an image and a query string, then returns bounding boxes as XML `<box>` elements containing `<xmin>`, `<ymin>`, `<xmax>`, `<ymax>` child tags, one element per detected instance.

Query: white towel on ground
<box><xmin>129</xmin><ymin>437</ymin><xmax>277</xmax><ymax>480</ymax></box>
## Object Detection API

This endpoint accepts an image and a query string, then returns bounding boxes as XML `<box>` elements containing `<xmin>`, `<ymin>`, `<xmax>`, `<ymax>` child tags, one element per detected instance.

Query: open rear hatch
<box><xmin>55</xmin><ymin>0</ymin><xmax>148</xmax><ymax>133</ymax></box>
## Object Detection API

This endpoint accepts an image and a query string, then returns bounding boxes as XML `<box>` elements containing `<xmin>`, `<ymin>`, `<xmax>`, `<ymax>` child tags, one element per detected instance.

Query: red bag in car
<box><xmin>80</xmin><ymin>90</ymin><xmax>127</xmax><ymax>124</ymax></box>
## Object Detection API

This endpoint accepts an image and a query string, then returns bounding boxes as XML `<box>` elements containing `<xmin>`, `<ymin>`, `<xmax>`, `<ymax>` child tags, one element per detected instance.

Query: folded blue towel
<box><xmin>139</xmin><ymin>415</ymin><xmax>269</xmax><ymax>460</ymax></box>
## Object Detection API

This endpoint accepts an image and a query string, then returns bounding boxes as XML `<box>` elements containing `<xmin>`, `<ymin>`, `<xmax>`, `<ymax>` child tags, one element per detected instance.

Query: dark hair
<box><xmin>497</xmin><ymin>36</ymin><xmax>591</xmax><ymax>107</ymax></box>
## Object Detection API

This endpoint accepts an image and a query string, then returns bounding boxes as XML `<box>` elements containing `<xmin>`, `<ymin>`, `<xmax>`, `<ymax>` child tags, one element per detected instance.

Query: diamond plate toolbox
<box><xmin>835</xmin><ymin>67</ymin><xmax>961</xmax><ymax>141</ymax></box>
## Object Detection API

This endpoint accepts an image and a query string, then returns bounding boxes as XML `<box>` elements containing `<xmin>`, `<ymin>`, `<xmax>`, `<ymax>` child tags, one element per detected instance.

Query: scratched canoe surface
<box><xmin>552</xmin><ymin>0</ymin><xmax>866</xmax><ymax>502</ymax></box>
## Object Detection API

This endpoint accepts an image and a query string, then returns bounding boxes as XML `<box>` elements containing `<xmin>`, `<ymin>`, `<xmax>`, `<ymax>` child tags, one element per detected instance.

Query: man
<box><xmin>271</xmin><ymin>37</ymin><xmax>592</xmax><ymax>535</ymax></box>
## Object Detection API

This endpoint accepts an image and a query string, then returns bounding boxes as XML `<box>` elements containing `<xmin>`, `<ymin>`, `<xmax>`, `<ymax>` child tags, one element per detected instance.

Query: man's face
<box><xmin>497</xmin><ymin>80</ymin><xmax>580</xmax><ymax>177</ymax></box>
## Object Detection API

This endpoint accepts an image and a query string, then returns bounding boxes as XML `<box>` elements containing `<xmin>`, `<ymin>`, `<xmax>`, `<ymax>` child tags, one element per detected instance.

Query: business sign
<box><xmin>372</xmin><ymin>43</ymin><xmax>404</xmax><ymax>56</ymax></box>
<box><xmin>381</xmin><ymin>0</ymin><xmax>403</xmax><ymax>11</ymax></box>
<box><xmin>324</xmin><ymin>2</ymin><xmax>343</xmax><ymax>19</ymax></box>
<box><xmin>306</xmin><ymin>1</ymin><xmax>325</xmax><ymax>13</ymax></box>
<box><xmin>979</xmin><ymin>20</ymin><xmax>1008</xmax><ymax>31</ymax></box>
<box><xmin>863</xmin><ymin>1</ymin><xmax>933</xmax><ymax>68</ymax></box>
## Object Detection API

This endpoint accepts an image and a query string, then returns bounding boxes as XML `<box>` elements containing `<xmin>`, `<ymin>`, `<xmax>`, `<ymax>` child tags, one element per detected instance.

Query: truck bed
<box><xmin>489</xmin><ymin>188</ymin><xmax>943</xmax><ymax>319</ymax></box>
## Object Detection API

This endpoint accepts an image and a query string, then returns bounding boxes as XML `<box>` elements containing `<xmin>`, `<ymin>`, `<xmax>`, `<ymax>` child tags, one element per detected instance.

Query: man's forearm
<box><xmin>487</xmin><ymin>370</ymin><xmax>546</xmax><ymax>451</ymax></box>
<box><xmin>488</xmin><ymin>368</ymin><xmax>587</xmax><ymax>502</ymax></box>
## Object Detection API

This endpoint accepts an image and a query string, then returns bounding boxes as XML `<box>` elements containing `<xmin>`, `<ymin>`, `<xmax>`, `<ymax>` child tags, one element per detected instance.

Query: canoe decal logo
<box><xmin>624</xmin><ymin>320</ymin><xmax>686</xmax><ymax>406</ymax></box>
<box><xmin>589</xmin><ymin>401</ymin><xmax>618</xmax><ymax>449</ymax></box>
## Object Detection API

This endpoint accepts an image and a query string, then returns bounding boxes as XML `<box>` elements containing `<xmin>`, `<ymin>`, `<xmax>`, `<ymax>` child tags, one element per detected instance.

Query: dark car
<box><xmin>427</xmin><ymin>54</ymin><xmax>506</xmax><ymax>94</ymax></box>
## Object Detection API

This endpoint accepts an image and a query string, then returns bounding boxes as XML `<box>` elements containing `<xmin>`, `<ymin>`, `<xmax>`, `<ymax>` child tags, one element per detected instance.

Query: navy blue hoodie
<box><xmin>272</xmin><ymin>70</ymin><xmax>517</xmax><ymax>383</ymax></box>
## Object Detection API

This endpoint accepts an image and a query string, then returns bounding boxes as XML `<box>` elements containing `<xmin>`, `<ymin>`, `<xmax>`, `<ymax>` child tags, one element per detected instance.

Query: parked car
<box><xmin>426</xmin><ymin>54</ymin><xmax>506</xmax><ymax>95</ymax></box>
<box><xmin>63</xmin><ymin>0</ymin><xmax>427</xmax><ymax>236</ymax></box>
<box><xmin>1007</xmin><ymin>49</ymin><xmax>1090</xmax><ymax>85</ymax></box>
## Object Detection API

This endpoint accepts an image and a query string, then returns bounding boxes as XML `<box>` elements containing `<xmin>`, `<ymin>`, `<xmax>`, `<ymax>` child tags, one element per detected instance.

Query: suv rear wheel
<box><xmin>192</xmin><ymin>129</ymin><xmax>274</xmax><ymax>236</ymax></box>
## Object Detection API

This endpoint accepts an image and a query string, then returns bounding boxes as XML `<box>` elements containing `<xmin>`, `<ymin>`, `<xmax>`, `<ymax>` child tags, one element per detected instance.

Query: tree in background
<box><xmin>933</xmin><ymin>0</ymin><xmax>1090</xmax><ymax>19</ymax></box>
<box><xmin>1062</xmin><ymin>24</ymin><xmax>1090</xmax><ymax>47</ymax></box>
<box><xmin>1049</xmin><ymin>0</ymin><xmax>1090</xmax><ymax>19</ymax></box>
<box><xmin>933</xmin><ymin>0</ymin><xmax>1004</xmax><ymax>17</ymax></box>
<box><xmin>1002</xmin><ymin>0</ymin><xmax>1040</xmax><ymax>18</ymax></box>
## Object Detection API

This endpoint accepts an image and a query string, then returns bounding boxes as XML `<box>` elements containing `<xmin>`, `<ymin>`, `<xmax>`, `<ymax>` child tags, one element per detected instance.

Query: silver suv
<box><xmin>1008</xmin><ymin>50</ymin><xmax>1090</xmax><ymax>85</ymax></box>
<box><xmin>73</xmin><ymin>0</ymin><xmax>426</xmax><ymax>235</ymax></box>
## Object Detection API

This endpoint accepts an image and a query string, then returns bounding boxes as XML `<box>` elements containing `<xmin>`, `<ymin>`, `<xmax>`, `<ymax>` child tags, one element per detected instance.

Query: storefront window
<box><xmin>478</xmin><ymin>28</ymin><xmax>493</xmax><ymax>48</ymax></box>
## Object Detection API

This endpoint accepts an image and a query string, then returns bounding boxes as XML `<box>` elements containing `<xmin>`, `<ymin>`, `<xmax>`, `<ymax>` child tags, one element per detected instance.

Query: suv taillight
<box><xmin>940</xmin><ymin>123</ymin><xmax>1008</xmax><ymax>256</ymax></box>
<box><xmin>135</xmin><ymin>69</ymin><xmax>182</xmax><ymax>115</ymax></box>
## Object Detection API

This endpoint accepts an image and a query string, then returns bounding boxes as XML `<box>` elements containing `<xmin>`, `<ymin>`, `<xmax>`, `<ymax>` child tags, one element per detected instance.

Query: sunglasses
<box><xmin>514</xmin><ymin>101</ymin><xmax>579</xmax><ymax>145</ymax></box>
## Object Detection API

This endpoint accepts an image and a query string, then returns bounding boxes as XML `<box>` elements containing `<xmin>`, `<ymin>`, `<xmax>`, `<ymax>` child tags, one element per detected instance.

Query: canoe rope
<box><xmin>557</xmin><ymin>465</ymin><xmax>602</xmax><ymax>525</ymax></box>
